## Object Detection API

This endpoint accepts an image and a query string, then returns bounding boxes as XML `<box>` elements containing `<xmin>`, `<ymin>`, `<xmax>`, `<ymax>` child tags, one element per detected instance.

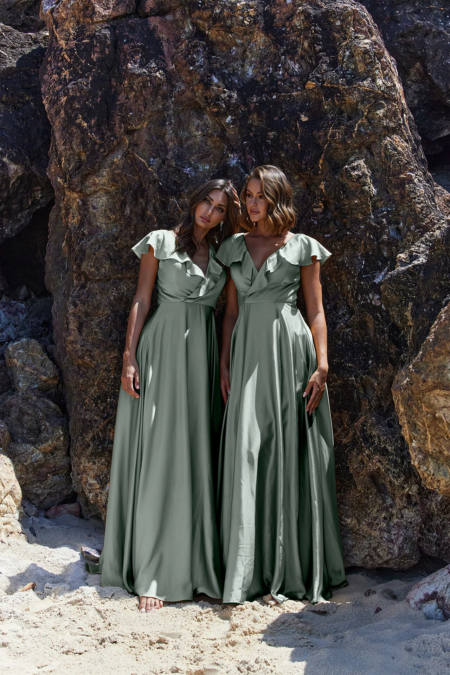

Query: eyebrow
<box><xmin>206</xmin><ymin>193</ymin><xmax>227</xmax><ymax>207</ymax></box>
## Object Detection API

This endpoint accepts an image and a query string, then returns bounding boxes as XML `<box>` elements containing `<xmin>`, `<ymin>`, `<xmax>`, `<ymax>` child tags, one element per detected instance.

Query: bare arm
<box><xmin>121</xmin><ymin>246</ymin><xmax>159</xmax><ymax>398</ymax></box>
<box><xmin>299</xmin><ymin>258</ymin><xmax>328</xmax><ymax>414</ymax></box>
<box><xmin>220</xmin><ymin>273</ymin><xmax>239</xmax><ymax>404</ymax></box>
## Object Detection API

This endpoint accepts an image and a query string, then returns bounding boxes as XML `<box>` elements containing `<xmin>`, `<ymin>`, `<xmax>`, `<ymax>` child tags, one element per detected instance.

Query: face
<box><xmin>194</xmin><ymin>189</ymin><xmax>228</xmax><ymax>231</ymax></box>
<box><xmin>245</xmin><ymin>178</ymin><xmax>268</xmax><ymax>224</ymax></box>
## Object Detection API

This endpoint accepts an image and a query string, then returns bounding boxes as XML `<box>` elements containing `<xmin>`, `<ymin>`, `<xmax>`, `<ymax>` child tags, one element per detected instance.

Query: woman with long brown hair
<box><xmin>85</xmin><ymin>179</ymin><xmax>240</xmax><ymax>611</ymax></box>
<box><xmin>216</xmin><ymin>165</ymin><xmax>347</xmax><ymax>605</ymax></box>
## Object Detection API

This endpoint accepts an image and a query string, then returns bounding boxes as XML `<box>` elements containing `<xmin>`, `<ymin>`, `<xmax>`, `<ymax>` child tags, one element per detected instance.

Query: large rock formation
<box><xmin>39</xmin><ymin>0</ymin><xmax>450</xmax><ymax>567</ymax></box>
<box><xmin>359</xmin><ymin>1</ymin><xmax>450</xmax><ymax>158</ymax></box>
<box><xmin>0</xmin><ymin>12</ymin><xmax>53</xmax><ymax>242</ymax></box>
<box><xmin>393</xmin><ymin>302</ymin><xmax>450</xmax><ymax>498</ymax></box>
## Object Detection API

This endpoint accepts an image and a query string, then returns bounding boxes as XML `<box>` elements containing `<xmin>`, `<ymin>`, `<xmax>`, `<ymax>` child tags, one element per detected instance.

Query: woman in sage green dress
<box><xmin>85</xmin><ymin>179</ymin><xmax>240</xmax><ymax>612</ymax></box>
<box><xmin>217</xmin><ymin>165</ymin><xmax>347</xmax><ymax>605</ymax></box>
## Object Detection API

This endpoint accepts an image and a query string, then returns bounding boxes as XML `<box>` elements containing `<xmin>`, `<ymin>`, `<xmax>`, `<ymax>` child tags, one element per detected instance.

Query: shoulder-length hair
<box><xmin>173</xmin><ymin>179</ymin><xmax>241</xmax><ymax>257</ymax></box>
<box><xmin>240</xmin><ymin>165</ymin><xmax>296</xmax><ymax>234</ymax></box>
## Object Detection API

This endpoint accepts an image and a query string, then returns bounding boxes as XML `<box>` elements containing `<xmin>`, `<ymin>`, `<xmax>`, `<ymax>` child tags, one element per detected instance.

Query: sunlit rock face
<box><xmin>40</xmin><ymin>0</ymin><xmax>450</xmax><ymax>567</ymax></box>
<box><xmin>359</xmin><ymin>0</ymin><xmax>450</xmax><ymax>158</ymax></box>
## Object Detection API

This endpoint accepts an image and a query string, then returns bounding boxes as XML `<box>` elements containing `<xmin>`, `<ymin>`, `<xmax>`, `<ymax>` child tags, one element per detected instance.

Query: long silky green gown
<box><xmin>85</xmin><ymin>229</ymin><xmax>226</xmax><ymax>601</ymax></box>
<box><xmin>216</xmin><ymin>232</ymin><xmax>347</xmax><ymax>605</ymax></box>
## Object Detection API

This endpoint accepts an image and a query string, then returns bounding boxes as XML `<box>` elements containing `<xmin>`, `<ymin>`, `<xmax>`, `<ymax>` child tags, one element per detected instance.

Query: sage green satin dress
<box><xmin>85</xmin><ymin>229</ymin><xmax>226</xmax><ymax>601</ymax></box>
<box><xmin>216</xmin><ymin>232</ymin><xmax>347</xmax><ymax>605</ymax></box>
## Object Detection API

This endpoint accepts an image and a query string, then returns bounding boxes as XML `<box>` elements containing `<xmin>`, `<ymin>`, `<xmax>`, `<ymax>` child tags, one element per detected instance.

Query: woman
<box><xmin>216</xmin><ymin>165</ymin><xmax>347</xmax><ymax>605</ymax></box>
<box><xmin>85</xmin><ymin>179</ymin><xmax>241</xmax><ymax>612</ymax></box>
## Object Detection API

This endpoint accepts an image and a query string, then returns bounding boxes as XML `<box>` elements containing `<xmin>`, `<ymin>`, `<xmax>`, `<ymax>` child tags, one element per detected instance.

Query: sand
<box><xmin>0</xmin><ymin>513</ymin><xmax>449</xmax><ymax>675</ymax></box>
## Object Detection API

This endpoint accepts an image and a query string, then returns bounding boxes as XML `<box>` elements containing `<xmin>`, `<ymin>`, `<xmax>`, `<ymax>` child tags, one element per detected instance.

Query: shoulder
<box><xmin>297</xmin><ymin>233</ymin><xmax>332</xmax><ymax>267</ymax></box>
<box><xmin>278</xmin><ymin>233</ymin><xmax>332</xmax><ymax>268</ymax></box>
<box><xmin>131</xmin><ymin>229</ymin><xmax>176</xmax><ymax>260</ymax></box>
<box><xmin>216</xmin><ymin>233</ymin><xmax>245</xmax><ymax>266</ymax></box>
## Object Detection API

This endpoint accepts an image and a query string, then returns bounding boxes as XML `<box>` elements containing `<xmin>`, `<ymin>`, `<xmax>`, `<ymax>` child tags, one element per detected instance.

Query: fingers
<box><xmin>220</xmin><ymin>373</ymin><xmax>231</xmax><ymax>404</ymax></box>
<box><xmin>134</xmin><ymin>368</ymin><xmax>140</xmax><ymax>391</ymax></box>
<box><xmin>220</xmin><ymin>382</ymin><xmax>228</xmax><ymax>404</ymax></box>
<box><xmin>122</xmin><ymin>377</ymin><xmax>140</xmax><ymax>398</ymax></box>
<box><xmin>305</xmin><ymin>381</ymin><xmax>325</xmax><ymax>414</ymax></box>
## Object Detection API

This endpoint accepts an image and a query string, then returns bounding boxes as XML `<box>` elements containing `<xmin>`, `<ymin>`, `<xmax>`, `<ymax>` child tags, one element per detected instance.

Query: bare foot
<box><xmin>263</xmin><ymin>594</ymin><xmax>279</xmax><ymax>606</ymax></box>
<box><xmin>138</xmin><ymin>596</ymin><xmax>163</xmax><ymax>612</ymax></box>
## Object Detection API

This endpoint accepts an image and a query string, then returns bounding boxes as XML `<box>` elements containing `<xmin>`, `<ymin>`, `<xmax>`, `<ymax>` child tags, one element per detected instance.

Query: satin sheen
<box><xmin>216</xmin><ymin>232</ymin><xmax>348</xmax><ymax>604</ymax></box>
<box><xmin>85</xmin><ymin>229</ymin><xmax>226</xmax><ymax>601</ymax></box>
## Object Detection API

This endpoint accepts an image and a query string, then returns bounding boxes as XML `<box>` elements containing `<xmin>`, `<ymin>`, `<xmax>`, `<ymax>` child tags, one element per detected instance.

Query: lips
<box><xmin>200</xmin><ymin>216</ymin><xmax>210</xmax><ymax>223</ymax></box>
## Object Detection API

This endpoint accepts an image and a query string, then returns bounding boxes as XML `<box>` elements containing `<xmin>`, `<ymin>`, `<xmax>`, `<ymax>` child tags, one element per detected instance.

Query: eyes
<box><xmin>246</xmin><ymin>192</ymin><xmax>266</xmax><ymax>200</ymax></box>
<box><xmin>204</xmin><ymin>196</ymin><xmax>225</xmax><ymax>213</ymax></box>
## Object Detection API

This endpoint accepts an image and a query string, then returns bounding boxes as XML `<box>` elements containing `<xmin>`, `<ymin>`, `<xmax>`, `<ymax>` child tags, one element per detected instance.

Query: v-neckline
<box><xmin>242</xmin><ymin>233</ymin><xmax>296</xmax><ymax>274</ymax></box>
<box><xmin>170</xmin><ymin>231</ymin><xmax>211</xmax><ymax>278</ymax></box>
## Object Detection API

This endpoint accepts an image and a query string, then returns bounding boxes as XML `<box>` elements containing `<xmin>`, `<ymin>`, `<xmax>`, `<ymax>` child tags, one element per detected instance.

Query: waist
<box><xmin>239</xmin><ymin>300</ymin><xmax>298</xmax><ymax>310</ymax></box>
<box><xmin>158</xmin><ymin>300</ymin><xmax>215</xmax><ymax>308</ymax></box>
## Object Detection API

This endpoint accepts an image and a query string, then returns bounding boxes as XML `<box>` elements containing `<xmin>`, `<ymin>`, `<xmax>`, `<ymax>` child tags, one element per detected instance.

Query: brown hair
<box><xmin>173</xmin><ymin>179</ymin><xmax>241</xmax><ymax>257</ymax></box>
<box><xmin>240</xmin><ymin>165</ymin><xmax>296</xmax><ymax>234</ymax></box>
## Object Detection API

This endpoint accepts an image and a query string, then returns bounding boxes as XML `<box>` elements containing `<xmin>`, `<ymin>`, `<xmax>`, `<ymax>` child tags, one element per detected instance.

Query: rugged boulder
<box><xmin>0</xmin><ymin>19</ymin><xmax>53</xmax><ymax>241</ymax></box>
<box><xmin>359</xmin><ymin>1</ymin><xmax>450</xmax><ymax>157</ymax></box>
<box><xmin>0</xmin><ymin>389</ymin><xmax>72</xmax><ymax>510</ymax></box>
<box><xmin>4</xmin><ymin>338</ymin><xmax>60</xmax><ymax>393</ymax></box>
<box><xmin>40</xmin><ymin>0</ymin><xmax>450</xmax><ymax>566</ymax></box>
<box><xmin>0</xmin><ymin>420</ymin><xmax>26</xmax><ymax>541</ymax></box>
<box><xmin>393</xmin><ymin>302</ymin><xmax>450</xmax><ymax>498</ymax></box>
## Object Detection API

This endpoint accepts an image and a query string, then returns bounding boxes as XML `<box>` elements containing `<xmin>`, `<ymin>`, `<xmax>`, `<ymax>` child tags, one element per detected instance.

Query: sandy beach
<box><xmin>0</xmin><ymin>514</ymin><xmax>449</xmax><ymax>675</ymax></box>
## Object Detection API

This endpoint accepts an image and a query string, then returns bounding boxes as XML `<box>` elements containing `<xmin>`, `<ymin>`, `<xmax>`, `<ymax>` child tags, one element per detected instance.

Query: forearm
<box><xmin>307</xmin><ymin>309</ymin><xmax>328</xmax><ymax>372</ymax></box>
<box><xmin>123</xmin><ymin>296</ymin><xmax>151</xmax><ymax>362</ymax></box>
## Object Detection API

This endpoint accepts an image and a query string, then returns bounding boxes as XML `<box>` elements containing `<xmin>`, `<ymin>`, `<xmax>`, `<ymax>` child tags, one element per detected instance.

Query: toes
<box><xmin>138</xmin><ymin>596</ymin><xmax>146</xmax><ymax>613</ymax></box>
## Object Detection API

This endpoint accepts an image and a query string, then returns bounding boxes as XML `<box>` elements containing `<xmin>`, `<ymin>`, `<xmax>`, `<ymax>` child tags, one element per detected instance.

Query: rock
<box><xmin>422</xmin><ymin>599</ymin><xmax>446</xmax><ymax>622</ymax></box>
<box><xmin>380</xmin><ymin>588</ymin><xmax>398</xmax><ymax>601</ymax></box>
<box><xmin>0</xmin><ymin>360</ymin><xmax>12</xmax><ymax>397</ymax></box>
<box><xmin>45</xmin><ymin>502</ymin><xmax>80</xmax><ymax>519</ymax></box>
<box><xmin>392</xmin><ymin>302</ymin><xmax>450</xmax><ymax>497</ymax></box>
<box><xmin>21</xmin><ymin>497</ymin><xmax>39</xmax><ymax>517</ymax></box>
<box><xmin>364</xmin><ymin>589</ymin><xmax>376</xmax><ymax>597</ymax></box>
<box><xmin>40</xmin><ymin>0</ymin><xmax>450</xmax><ymax>565</ymax></box>
<box><xmin>374</xmin><ymin>607</ymin><xmax>382</xmax><ymax>614</ymax></box>
<box><xmin>0</xmin><ymin>446</ymin><xmax>26</xmax><ymax>541</ymax></box>
<box><xmin>18</xmin><ymin>582</ymin><xmax>36</xmax><ymax>592</ymax></box>
<box><xmin>0</xmin><ymin>0</ymin><xmax>46</xmax><ymax>32</ymax></box>
<box><xmin>9</xmin><ymin>285</ymin><xmax>31</xmax><ymax>302</ymax></box>
<box><xmin>43</xmin><ymin>582</ymin><xmax>71</xmax><ymax>596</ymax></box>
<box><xmin>14</xmin><ymin>297</ymin><xmax>54</xmax><ymax>345</ymax></box>
<box><xmin>307</xmin><ymin>602</ymin><xmax>338</xmax><ymax>615</ymax></box>
<box><xmin>4</xmin><ymin>338</ymin><xmax>60</xmax><ymax>393</ymax></box>
<box><xmin>0</xmin><ymin>21</ymin><xmax>53</xmax><ymax>242</ymax></box>
<box><xmin>0</xmin><ymin>390</ymin><xmax>72</xmax><ymax>509</ymax></box>
<box><xmin>359</xmin><ymin>1</ymin><xmax>450</xmax><ymax>155</ymax></box>
<box><xmin>406</xmin><ymin>564</ymin><xmax>450</xmax><ymax>620</ymax></box>
<box><xmin>0</xmin><ymin>302</ymin><xmax>27</xmax><ymax>346</ymax></box>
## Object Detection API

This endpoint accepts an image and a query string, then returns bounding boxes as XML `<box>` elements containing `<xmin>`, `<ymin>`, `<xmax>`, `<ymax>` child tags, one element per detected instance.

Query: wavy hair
<box><xmin>240</xmin><ymin>165</ymin><xmax>296</xmax><ymax>234</ymax></box>
<box><xmin>173</xmin><ymin>179</ymin><xmax>241</xmax><ymax>257</ymax></box>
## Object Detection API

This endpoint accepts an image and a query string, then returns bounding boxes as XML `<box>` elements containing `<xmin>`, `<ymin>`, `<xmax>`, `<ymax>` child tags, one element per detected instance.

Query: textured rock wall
<box><xmin>359</xmin><ymin>1</ymin><xmax>450</xmax><ymax>157</ymax></box>
<box><xmin>0</xmin><ymin>16</ymin><xmax>53</xmax><ymax>241</ymax></box>
<box><xmin>40</xmin><ymin>0</ymin><xmax>450</xmax><ymax>567</ymax></box>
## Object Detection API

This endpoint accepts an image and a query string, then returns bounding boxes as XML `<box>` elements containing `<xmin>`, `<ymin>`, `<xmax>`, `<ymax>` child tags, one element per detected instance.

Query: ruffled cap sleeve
<box><xmin>131</xmin><ymin>229</ymin><xmax>176</xmax><ymax>260</ymax></box>
<box><xmin>299</xmin><ymin>234</ymin><xmax>332</xmax><ymax>267</ymax></box>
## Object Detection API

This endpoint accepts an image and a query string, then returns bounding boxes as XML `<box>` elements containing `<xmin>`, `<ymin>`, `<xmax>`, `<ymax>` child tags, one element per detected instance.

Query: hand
<box><xmin>220</xmin><ymin>362</ymin><xmax>231</xmax><ymax>404</ymax></box>
<box><xmin>303</xmin><ymin>367</ymin><xmax>327</xmax><ymax>415</ymax></box>
<box><xmin>121</xmin><ymin>356</ymin><xmax>140</xmax><ymax>398</ymax></box>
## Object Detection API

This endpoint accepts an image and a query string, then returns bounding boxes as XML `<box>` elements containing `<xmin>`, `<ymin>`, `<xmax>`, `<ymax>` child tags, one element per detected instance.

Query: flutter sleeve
<box><xmin>131</xmin><ymin>229</ymin><xmax>175</xmax><ymax>260</ymax></box>
<box><xmin>299</xmin><ymin>234</ymin><xmax>332</xmax><ymax>267</ymax></box>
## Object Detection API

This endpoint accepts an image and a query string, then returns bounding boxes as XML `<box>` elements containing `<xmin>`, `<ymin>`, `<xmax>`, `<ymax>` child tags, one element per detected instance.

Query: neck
<box><xmin>252</xmin><ymin>219</ymin><xmax>272</xmax><ymax>237</ymax></box>
<box><xmin>192</xmin><ymin>223</ymin><xmax>208</xmax><ymax>248</ymax></box>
